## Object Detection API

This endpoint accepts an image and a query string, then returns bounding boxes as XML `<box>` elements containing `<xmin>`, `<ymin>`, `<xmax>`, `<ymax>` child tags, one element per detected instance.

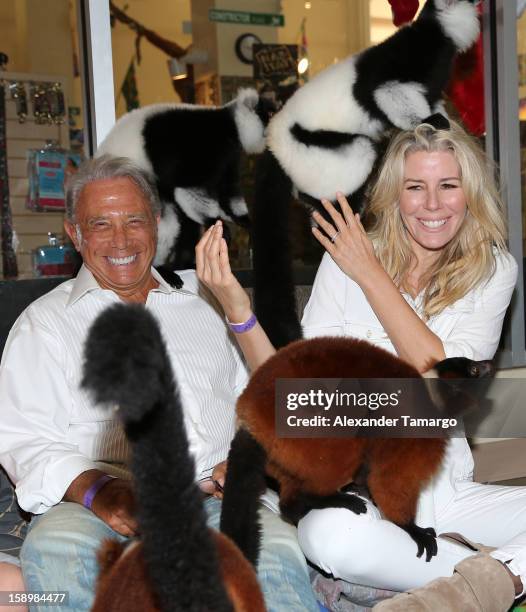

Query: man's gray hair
<box><xmin>65</xmin><ymin>155</ymin><xmax>162</xmax><ymax>222</ymax></box>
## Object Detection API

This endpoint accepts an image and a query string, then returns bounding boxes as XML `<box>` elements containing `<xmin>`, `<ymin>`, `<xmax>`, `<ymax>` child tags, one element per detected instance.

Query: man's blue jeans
<box><xmin>21</xmin><ymin>498</ymin><xmax>318</xmax><ymax>611</ymax></box>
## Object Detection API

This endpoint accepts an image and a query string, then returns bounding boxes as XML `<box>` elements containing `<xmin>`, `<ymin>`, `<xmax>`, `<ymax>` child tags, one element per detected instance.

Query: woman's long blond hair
<box><xmin>368</xmin><ymin>121</ymin><xmax>507</xmax><ymax>319</ymax></box>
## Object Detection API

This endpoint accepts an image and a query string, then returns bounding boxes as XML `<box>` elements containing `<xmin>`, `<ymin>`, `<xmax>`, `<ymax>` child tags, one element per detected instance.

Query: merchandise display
<box><xmin>32</xmin><ymin>233</ymin><xmax>80</xmax><ymax>277</ymax></box>
<box><xmin>27</xmin><ymin>142</ymin><xmax>82</xmax><ymax>212</ymax></box>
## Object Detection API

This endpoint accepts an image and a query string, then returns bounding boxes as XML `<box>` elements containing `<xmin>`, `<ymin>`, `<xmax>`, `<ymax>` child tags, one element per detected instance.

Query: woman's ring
<box><xmin>330</xmin><ymin>231</ymin><xmax>340</xmax><ymax>243</ymax></box>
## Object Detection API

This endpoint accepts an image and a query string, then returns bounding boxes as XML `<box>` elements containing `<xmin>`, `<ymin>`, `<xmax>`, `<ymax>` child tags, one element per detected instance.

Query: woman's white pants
<box><xmin>298</xmin><ymin>480</ymin><xmax>526</xmax><ymax>594</ymax></box>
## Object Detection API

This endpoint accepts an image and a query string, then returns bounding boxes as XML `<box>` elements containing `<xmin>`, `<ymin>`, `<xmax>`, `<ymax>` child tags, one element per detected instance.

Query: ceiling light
<box><xmin>167</xmin><ymin>58</ymin><xmax>187</xmax><ymax>80</ymax></box>
<box><xmin>298</xmin><ymin>57</ymin><xmax>309</xmax><ymax>74</ymax></box>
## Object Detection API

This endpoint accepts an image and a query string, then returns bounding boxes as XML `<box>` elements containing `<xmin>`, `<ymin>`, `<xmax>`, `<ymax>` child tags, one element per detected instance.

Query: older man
<box><xmin>0</xmin><ymin>156</ymin><xmax>318</xmax><ymax>611</ymax></box>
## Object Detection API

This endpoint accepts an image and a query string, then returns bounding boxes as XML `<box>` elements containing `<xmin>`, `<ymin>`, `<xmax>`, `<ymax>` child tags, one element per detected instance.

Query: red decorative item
<box><xmin>388</xmin><ymin>0</ymin><xmax>420</xmax><ymax>26</ymax></box>
<box><xmin>387</xmin><ymin>0</ymin><xmax>484</xmax><ymax>135</ymax></box>
<box><xmin>446</xmin><ymin>26</ymin><xmax>484</xmax><ymax>135</ymax></box>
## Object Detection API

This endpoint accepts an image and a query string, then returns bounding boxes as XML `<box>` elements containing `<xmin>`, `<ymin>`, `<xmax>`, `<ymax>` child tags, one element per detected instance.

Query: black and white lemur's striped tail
<box><xmin>82</xmin><ymin>303</ymin><xmax>234</xmax><ymax>612</ymax></box>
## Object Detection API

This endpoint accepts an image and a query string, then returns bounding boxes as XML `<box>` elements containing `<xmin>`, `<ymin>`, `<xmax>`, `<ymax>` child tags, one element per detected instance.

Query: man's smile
<box><xmin>106</xmin><ymin>255</ymin><xmax>138</xmax><ymax>266</ymax></box>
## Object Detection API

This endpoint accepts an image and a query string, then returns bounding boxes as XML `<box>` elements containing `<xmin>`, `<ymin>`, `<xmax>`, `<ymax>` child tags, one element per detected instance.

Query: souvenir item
<box><xmin>27</xmin><ymin>142</ymin><xmax>81</xmax><ymax>211</ymax></box>
<box><xmin>9</xmin><ymin>82</ymin><xmax>28</xmax><ymax>123</ymax></box>
<box><xmin>32</xmin><ymin>232</ymin><xmax>79</xmax><ymax>277</ymax></box>
<box><xmin>30</xmin><ymin>82</ymin><xmax>66</xmax><ymax>125</ymax></box>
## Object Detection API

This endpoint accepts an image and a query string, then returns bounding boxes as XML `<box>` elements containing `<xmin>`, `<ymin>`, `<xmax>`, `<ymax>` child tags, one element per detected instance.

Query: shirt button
<box><xmin>366</xmin><ymin>330</ymin><xmax>372</xmax><ymax>338</ymax></box>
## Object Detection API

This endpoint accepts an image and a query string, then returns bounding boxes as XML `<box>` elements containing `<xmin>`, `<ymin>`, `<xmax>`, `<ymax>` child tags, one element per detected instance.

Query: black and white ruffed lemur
<box><xmin>97</xmin><ymin>89</ymin><xmax>273</xmax><ymax>272</ymax></box>
<box><xmin>219</xmin><ymin>336</ymin><xmax>493</xmax><ymax>566</ymax></box>
<box><xmin>82</xmin><ymin>304</ymin><xmax>266</xmax><ymax>612</ymax></box>
<box><xmin>252</xmin><ymin>0</ymin><xmax>480</xmax><ymax>348</ymax></box>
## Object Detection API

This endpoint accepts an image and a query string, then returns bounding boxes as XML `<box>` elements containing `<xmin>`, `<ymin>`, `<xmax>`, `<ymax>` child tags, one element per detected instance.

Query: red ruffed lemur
<box><xmin>82</xmin><ymin>304</ymin><xmax>266</xmax><ymax>612</ymax></box>
<box><xmin>219</xmin><ymin>337</ymin><xmax>493</xmax><ymax>565</ymax></box>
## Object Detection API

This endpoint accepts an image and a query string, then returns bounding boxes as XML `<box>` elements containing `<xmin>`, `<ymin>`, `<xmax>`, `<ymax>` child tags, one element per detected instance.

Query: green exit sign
<box><xmin>209</xmin><ymin>9</ymin><xmax>285</xmax><ymax>27</ymax></box>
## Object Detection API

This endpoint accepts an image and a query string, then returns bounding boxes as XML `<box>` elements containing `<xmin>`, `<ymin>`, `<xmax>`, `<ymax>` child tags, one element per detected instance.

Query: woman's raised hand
<box><xmin>195</xmin><ymin>220</ymin><xmax>252</xmax><ymax>322</ymax></box>
<box><xmin>312</xmin><ymin>192</ymin><xmax>381</xmax><ymax>285</ymax></box>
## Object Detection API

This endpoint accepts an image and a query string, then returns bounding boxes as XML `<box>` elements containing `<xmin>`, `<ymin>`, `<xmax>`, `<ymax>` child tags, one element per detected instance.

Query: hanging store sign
<box><xmin>253</xmin><ymin>44</ymin><xmax>299</xmax><ymax>108</ymax></box>
<box><xmin>253</xmin><ymin>44</ymin><xmax>298</xmax><ymax>80</ymax></box>
<box><xmin>209</xmin><ymin>9</ymin><xmax>284</xmax><ymax>27</ymax></box>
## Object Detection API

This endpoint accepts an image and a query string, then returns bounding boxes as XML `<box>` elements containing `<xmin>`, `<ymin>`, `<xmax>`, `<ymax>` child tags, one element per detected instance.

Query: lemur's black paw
<box><xmin>341</xmin><ymin>493</ymin><xmax>367</xmax><ymax>515</ymax></box>
<box><xmin>402</xmin><ymin>523</ymin><xmax>438</xmax><ymax>562</ymax></box>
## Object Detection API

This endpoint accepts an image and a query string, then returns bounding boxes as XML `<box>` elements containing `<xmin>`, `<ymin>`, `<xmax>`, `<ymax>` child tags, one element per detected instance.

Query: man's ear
<box><xmin>64</xmin><ymin>220</ymin><xmax>81</xmax><ymax>252</ymax></box>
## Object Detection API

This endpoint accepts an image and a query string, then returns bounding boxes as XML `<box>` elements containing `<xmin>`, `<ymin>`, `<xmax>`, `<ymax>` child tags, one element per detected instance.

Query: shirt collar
<box><xmin>151</xmin><ymin>267</ymin><xmax>178</xmax><ymax>294</ymax></box>
<box><xmin>66</xmin><ymin>265</ymin><xmax>100</xmax><ymax>307</ymax></box>
<box><xmin>67</xmin><ymin>264</ymin><xmax>193</xmax><ymax>307</ymax></box>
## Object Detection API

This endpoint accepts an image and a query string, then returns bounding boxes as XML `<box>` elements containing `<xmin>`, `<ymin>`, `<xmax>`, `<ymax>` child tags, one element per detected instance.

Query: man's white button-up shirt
<box><xmin>0</xmin><ymin>265</ymin><xmax>248</xmax><ymax>514</ymax></box>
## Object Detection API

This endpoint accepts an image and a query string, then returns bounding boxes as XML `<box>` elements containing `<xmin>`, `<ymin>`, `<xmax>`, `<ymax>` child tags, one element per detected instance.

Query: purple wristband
<box><xmin>227</xmin><ymin>313</ymin><xmax>257</xmax><ymax>334</ymax></box>
<box><xmin>82</xmin><ymin>475</ymin><xmax>115</xmax><ymax>510</ymax></box>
